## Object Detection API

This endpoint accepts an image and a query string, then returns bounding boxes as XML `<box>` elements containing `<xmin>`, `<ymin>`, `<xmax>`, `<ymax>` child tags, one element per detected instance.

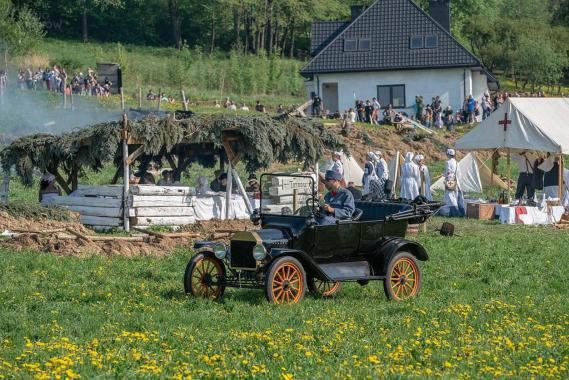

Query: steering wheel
<box><xmin>301</xmin><ymin>197</ymin><xmax>321</xmax><ymax>217</ymax></box>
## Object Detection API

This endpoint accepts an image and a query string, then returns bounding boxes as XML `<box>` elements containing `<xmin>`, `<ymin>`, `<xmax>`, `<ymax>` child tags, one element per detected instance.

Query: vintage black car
<box><xmin>184</xmin><ymin>174</ymin><xmax>436</xmax><ymax>304</ymax></box>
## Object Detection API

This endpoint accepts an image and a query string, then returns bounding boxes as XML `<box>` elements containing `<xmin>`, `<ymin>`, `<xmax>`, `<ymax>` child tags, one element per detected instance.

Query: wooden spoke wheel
<box><xmin>383</xmin><ymin>252</ymin><xmax>422</xmax><ymax>301</ymax></box>
<box><xmin>184</xmin><ymin>253</ymin><xmax>226</xmax><ymax>300</ymax></box>
<box><xmin>265</xmin><ymin>257</ymin><xmax>306</xmax><ymax>304</ymax></box>
<box><xmin>308</xmin><ymin>276</ymin><xmax>342</xmax><ymax>297</ymax></box>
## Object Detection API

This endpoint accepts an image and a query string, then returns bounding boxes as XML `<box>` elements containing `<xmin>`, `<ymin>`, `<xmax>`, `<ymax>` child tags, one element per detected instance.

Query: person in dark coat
<box><xmin>346</xmin><ymin>181</ymin><xmax>362</xmax><ymax>201</ymax></box>
<box><xmin>316</xmin><ymin>170</ymin><xmax>355</xmax><ymax>225</ymax></box>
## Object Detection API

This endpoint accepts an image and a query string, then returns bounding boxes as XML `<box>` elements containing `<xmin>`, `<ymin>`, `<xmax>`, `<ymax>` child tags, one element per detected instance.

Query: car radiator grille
<box><xmin>230</xmin><ymin>240</ymin><xmax>257</xmax><ymax>270</ymax></box>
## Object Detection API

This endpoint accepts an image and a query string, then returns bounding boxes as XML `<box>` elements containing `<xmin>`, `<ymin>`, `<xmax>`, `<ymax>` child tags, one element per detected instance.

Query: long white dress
<box><xmin>400</xmin><ymin>153</ymin><xmax>420</xmax><ymax>200</ymax></box>
<box><xmin>443</xmin><ymin>157</ymin><xmax>459</xmax><ymax>207</ymax></box>
<box><xmin>419</xmin><ymin>164</ymin><xmax>432</xmax><ymax>201</ymax></box>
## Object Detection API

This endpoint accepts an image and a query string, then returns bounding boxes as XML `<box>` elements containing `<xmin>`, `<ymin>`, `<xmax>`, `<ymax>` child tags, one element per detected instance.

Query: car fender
<box><xmin>377</xmin><ymin>238</ymin><xmax>429</xmax><ymax>262</ymax></box>
<box><xmin>267</xmin><ymin>249</ymin><xmax>333</xmax><ymax>281</ymax></box>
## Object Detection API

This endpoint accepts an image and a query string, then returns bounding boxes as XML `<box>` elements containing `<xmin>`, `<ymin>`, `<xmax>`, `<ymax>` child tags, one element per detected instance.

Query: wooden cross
<box><xmin>498</xmin><ymin>113</ymin><xmax>511</xmax><ymax>132</ymax></box>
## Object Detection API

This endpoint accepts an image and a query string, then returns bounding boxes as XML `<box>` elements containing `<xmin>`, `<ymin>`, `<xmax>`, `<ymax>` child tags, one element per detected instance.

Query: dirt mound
<box><xmin>324</xmin><ymin>122</ymin><xmax>464</xmax><ymax>164</ymax></box>
<box><xmin>0</xmin><ymin>211</ymin><xmax>257</xmax><ymax>257</ymax></box>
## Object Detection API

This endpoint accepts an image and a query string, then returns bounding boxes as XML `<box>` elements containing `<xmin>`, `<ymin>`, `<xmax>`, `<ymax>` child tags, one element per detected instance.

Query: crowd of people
<box><xmin>16</xmin><ymin>66</ymin><xmax>114</xmax><ymax>97</ymax></box>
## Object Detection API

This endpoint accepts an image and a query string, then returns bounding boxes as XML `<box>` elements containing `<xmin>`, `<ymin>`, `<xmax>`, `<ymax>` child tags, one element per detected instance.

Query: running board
<box><xmin>318</xmin><ymin>261</ymin><xmax>380</xmax><ymax>282</ymax></box>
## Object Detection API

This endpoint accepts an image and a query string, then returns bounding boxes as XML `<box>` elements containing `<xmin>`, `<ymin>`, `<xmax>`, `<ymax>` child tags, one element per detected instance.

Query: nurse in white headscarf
<box><xmin>196</xmin><ymin>176</ymin><xmax>212</xmax><ymax>194</ymax></box>
<box><xmin>444</xmin><ymin>148</ymin><xmax>460</xmax><ymax>208</ymax></box>
<box><xmin>374</xmin><ymin>151</ymin><xmax>389</xmax><ymax>180</ymax></box>
<box><xmin>331</xmin><ymin>151</ymin><xmax>344</xmax><ymax>177</ymax></box>
<box><xmin>415</xmin><ymin>154</ymin><xmax>432</xmax><ymax>201</ymax></box>
<box><xmin>400</xmin><ymin>152</ymin><xmax>420</xmax><ymax>200</ymax></box>
<box><xmin>362</xmin><ymin>152</ymin><xmax>378</xmax><ymax>195</ymax></box>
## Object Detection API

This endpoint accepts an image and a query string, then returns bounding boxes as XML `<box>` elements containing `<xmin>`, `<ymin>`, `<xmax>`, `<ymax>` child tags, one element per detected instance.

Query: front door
<box><xmin>321</xmin><ymin>83</ymin><xmax>339</xmax><ymax>114</ymax></box>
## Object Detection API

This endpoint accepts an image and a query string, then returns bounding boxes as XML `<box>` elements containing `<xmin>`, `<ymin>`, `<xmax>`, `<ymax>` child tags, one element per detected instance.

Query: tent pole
<box><xmin>559</xmin><ymin>154</ymin><xmax>564</xmax><ymax>202</ymax></box>
<box><xmin>225</xmin><ymin>162</ymin><xmax>233</xmax><ymax>220</ymax></box>
<box><xmin>507</xmin><ymin>149</ymin><xmax>511</xmax><ymax>204</ymax></box>
<box><xmin>232</xmin><ymin>167</ymin><xmax>252</xmax><ymax>214</ymax></box>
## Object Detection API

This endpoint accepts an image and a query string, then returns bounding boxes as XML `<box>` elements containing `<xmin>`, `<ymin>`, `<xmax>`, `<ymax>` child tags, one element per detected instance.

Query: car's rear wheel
<box><xmin>383</xmin><ymin>251</ymin><xmax>422</xmax><ymax>301</ymax></box>
<box><xmin>265</xmin><ymin>257</ymin><xmax>306</xmax><ymax>304</ymax></box>
<box><xmin>308</xmin><ymin>276</ymin><xmax>342</xmax><ymax>297</ymax></box>
<box><xmin>184</xmin><ymin>253</ymin><xmax>226</xmax><ymax>300</ymax></box>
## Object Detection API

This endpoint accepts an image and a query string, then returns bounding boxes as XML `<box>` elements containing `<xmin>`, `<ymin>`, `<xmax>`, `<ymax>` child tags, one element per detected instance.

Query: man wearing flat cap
<box><xmin>317</xmin><ymin>170</ymin><xmax>355</xmax><ymax>225</ymax></box>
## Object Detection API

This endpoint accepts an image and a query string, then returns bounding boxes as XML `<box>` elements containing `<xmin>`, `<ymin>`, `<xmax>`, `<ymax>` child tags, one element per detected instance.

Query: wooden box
<box><xmin>466</xmin><ymin>202</ymin><xmax>497</xmax><ymax>220</ymax></box>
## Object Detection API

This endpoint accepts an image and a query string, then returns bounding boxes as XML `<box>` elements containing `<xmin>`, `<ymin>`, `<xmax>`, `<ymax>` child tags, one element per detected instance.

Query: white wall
<box><xmin>311</xmin><ymin>68</ymin><xmax>490</xmax><ymax>114</ymax></box>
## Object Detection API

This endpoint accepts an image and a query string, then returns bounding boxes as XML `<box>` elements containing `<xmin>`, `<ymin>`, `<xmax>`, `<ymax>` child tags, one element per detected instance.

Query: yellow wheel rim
<box><xmin>191</xmin><ymin>257</ymin><xmax>223</xmax><ymax>299</ymax></box>
<box><xmin>390</xmin><ymin>257</ymin><xmax>419</xmax><ymax>300</ymax></box>
<box><xmin>271</xmin><ymin>263</ymin><xmax>304</xmax><ymax>304</ymax></box>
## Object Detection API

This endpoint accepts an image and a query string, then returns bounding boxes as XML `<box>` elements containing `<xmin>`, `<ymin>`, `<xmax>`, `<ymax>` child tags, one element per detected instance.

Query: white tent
<box><xmin>324</xmin><ymin>152</ymin><xmax>364</xmax><ymax>186</ymax></box>
<box><xmin>456</xmin><ymin>98</ymin><xmax>569</xmax><ymax>154</ymax></box>
<box><xmin>430</xmin><ymin>152</ymin><xmax>508</xmax><ymax>192</ymax></box>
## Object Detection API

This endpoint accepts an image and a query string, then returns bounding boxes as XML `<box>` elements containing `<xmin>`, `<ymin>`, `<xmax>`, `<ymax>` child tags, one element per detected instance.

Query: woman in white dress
<box><xmin>400</xmin><ymin>152</ymin><xmax>420</xmax><ymax>200</ymax></box>
<box><xmin>415</xmin><ymin>154</ymin><xmax>432</xmax><ymax>201</ymax></box>
<box><xmin>443</xmin><ymin>149</ymin><xmax>460</xmax><ymax>208</ymax></box>
<box><xmin>362</xmin><ymin>152</ymin><xmax>377</xmax><ymax>195</ymax></box>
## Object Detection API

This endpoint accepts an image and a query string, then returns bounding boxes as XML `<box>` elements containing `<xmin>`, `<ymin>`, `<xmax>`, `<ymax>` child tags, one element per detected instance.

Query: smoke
<box><xmin>0</xmin><ymin>88</ymin><xmax>123</xmax><ymax>142</ymax></box>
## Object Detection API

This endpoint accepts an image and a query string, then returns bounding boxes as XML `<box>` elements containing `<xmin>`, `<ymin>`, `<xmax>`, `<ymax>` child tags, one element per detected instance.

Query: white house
<box><xmin>300</xmin><ymin>0</ymin><xmax>498</xmax><ymax>115</ymax></box>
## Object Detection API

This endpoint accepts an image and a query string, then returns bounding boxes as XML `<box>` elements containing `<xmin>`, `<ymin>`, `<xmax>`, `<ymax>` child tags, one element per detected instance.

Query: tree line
<box><xmin>1</xmin><ymin>0</ymin><xmax>569</xmax><ymax>92</ymax></box>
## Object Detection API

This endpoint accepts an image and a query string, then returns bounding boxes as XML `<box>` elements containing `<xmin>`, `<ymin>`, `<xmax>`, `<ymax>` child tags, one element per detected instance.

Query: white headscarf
<box><xmin>415</xmin><ymin>154</ymin><xmax>425</xmax><ymax>163</ymax></box>
<box><xmin>447</xmin><ymin>148</ymin><xmax>456</xmax><ymax>157</ymax></box>
<box><xmin>374</xmin><ymin>151</ymin><xmax>383</xmax><ymax>158</ymax></box>
<box><xmin>405</xmin><ymin>152</ymin><xmax>415</xmax><ymax>163</ymax></box>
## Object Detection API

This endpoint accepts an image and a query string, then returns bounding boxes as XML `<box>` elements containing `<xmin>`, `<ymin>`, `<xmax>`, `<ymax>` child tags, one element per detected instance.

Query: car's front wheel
<box><xmin>184</xmin><ymin>253</ymin><xmax>226</xmax><ymax>300</ymax></box>
<box><xmin>307</xmin><ymin>276</ymin><xmax>342</xmax><ymax>297</ymax></box>
<box><xmin>383</xmin><ymin>251</ymin><xmax>422</xmax><ymax>301</ymax></box>
<box><xmin>265</xmin><ymin>256</ymin><xmax>306</xmax><ymax>304</ymax></box>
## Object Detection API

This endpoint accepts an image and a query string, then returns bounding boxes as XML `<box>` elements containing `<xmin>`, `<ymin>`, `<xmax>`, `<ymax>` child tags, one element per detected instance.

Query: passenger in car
<box><xmin>317</xmin><ymin>170</ymin><xmax>355</xmax><ymax>225</ymax></box>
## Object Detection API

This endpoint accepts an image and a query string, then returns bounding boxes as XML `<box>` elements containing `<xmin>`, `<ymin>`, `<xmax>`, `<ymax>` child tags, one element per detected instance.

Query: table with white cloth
<box><xmin>496</xmin><ymin>204</ymin><xmax>565</xmax><ymax>225</ymax></box>
<box><xmin>193</xmin><ymin>194</ymin><xmax>260</xmax><ymax>220</ymax></box>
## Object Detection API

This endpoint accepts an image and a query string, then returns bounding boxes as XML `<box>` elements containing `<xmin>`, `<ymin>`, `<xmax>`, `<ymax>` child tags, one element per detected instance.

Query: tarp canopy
<box><xmin>431</xmin><ymin>152</ymin><xmax>508</xmax><ymax>192</ymax></box>
<box><xmin>455</xmin><ymin>98</ymin><xmax>569</xmax><ymax>154</ymax></box>
<box><xmin>324</xmin><ymin>152</ymin><xmax>364</xmax><ymax>186</ymax></box>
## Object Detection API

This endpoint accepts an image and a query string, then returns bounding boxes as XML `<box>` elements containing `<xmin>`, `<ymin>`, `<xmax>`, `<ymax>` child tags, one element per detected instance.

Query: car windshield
<box><xmin>260</xmin><ymin>173</ymin><xmax>317</xmax><ymax>216</ymax></box>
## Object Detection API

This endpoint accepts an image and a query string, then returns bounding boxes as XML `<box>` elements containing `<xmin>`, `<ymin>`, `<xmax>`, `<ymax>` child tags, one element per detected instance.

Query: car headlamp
<box><xmin>252</xmin><ymin>244</ymin><xmax>267</xmax><ymax>261</ymax></box>
<box><xmin>213</xmin><ymin>243</ymin><xmax>227</xmax><ymax>259</ymax></box>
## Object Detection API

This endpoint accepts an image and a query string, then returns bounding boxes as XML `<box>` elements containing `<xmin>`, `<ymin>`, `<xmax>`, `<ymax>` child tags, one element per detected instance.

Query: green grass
<box><xmin>0</xmin><ymin>218</ymin><xmax>567</xmax><ymax>378</ymax></box>
<box><xmin>25</xmin><ymin>38</ymin><xmax>306</xmax><ymax>108</ymax></box>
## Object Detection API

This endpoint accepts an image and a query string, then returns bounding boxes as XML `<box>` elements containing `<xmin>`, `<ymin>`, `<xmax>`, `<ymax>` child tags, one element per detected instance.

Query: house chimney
<box><xmin>351</xmin><ymin>5</ymin><xmax>365</xmax><ymax>21</ymax></box>
<box><xmin>429</xmin><ymin>0</ymin><xmax>451</xmax><ymax>32</ymax></box>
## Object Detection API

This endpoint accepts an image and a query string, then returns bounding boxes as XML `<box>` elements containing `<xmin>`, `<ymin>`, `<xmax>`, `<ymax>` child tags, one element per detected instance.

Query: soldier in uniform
<box><xmin>317</xmin><ymin>170</ymin><xmax>355</xmax><ymax>225</ymax></box>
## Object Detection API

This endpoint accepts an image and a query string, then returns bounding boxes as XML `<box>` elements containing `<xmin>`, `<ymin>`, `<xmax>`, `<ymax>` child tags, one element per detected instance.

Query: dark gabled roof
<box><xmin>301</xmin><ymin>0</ymin><xmax>487</xmax><ymax>76</ymax></box>
<box><xmin>310</xmin><ymin>21</ymin><xmax>350</xmax><ymax>56</ymax></box>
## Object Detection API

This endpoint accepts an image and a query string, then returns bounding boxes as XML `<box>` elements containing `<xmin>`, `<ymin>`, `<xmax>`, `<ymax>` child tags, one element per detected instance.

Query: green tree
<box><xmin>0</xmin><ymin>0</ymin><xmax>45</xmax><ymax>55</ymax></box>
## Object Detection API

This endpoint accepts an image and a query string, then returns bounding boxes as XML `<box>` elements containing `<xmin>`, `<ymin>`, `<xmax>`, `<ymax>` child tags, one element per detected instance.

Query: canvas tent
<box><xmin>431</xmin><ymin>152</ymin><xmax>508</xmax><ymax>192</ymax></box>
<box><xmin>456</xmin><ymin>98</ymin><xmax>569</xmax><ymax>154</ymax></box>
<box><xmin>324</xmin><ymin>152</ymin><xmax>364</xmax><ymax>186</ymax></box>
<box><xmin>388</xmin><ymin>151</ymin><xmax>402</xmax><ymax>186</ymax></box>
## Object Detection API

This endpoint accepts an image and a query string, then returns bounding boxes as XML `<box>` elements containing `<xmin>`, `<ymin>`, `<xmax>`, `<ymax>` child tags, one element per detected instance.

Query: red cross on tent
<box><xmin>498</xmin><ymin>113</ymin><xmax>511</xmax><ymax>132</ymax></box>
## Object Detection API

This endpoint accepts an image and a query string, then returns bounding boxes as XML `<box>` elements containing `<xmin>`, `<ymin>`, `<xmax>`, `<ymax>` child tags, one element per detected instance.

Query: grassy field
<box><xmin>0</xmin><ymin>218</ymin><xmax>567</xmax><ymax>379</ymax></box>
<box><xmin>13</xmin><ymin>39</ymin><xmax>306</xmax><ymax>108</ymax></box>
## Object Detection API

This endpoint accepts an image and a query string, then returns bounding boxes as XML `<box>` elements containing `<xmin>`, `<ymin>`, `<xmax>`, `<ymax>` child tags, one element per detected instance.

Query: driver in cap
<box><xmin>317</xmin><ymin>170</ymin><xmax>355</xmax><ymax>225</ymax></box>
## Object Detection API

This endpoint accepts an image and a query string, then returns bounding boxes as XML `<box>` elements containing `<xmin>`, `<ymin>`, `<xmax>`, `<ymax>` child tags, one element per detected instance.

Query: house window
<box><xmin>377</xmin><ymin>85</ymin><xmax>406</xmax><ymax>109</ymax></box>
<box><xmin>344</xmin><ymin>39</ymin><xmax>357</xmax><ymax>52</ymax></box>
<box><xmin>425</xmin><ymin>35</ymin><xmax>438</xmax><ymax>48</ymax></box>
<box><xmin>358</xmin><ymin>38</ymin><xmax>371</xmax><ymax>51</ymax></box>
<box><xmin>410</xmin><ymin>36</ymin><xmax>423</xmax><ymax>49</ymax></box>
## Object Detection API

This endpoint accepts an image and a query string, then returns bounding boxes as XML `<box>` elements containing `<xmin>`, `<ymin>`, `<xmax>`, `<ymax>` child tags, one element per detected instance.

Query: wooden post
<box><xmin>232</xmin><ymin>167</ymin><xmax>253</xmax><ymax>214</ymax></box>
<box><xmin>70</xmin><ymin>89</ymin><xmax>74</xmax><ymax>110</ymax></box>
<box><xmin>293</xmin><ymin>189</ymin><xmax>298</xmax><ymax>212</ymax></box>
<box><xmin>225</xmin><ymin>161</ymin><xmax>233</xmax><ymax>220</ymax></box>
<box><xmin>63</xmin><ymin>88</ymin><xmax>67</xmax><ymax>109</ymax></box>
<box><xmin>138</xmin><ymin>87</ymin><xmax>142</xmax><ymax>109</ymax></box>
<box><xmin>1</xmin><ymin>172</ymin><xmax>9</xmax><ymax>205</ymax></box>
<box><xmin>121</xmin><ymin>88</ymin><xmax>130</xmax><ymax>232</ymax></box>
<box><xmin>181</xmin><ymin>90</ymin><xmax>188</xmax><ymax>111</ymax></box>
<box><xmin>507</xmin><ymin>149</ymin><xmax>512</xmax><ymax>204</ymax></box>
<box><xmin>157</xmin><ymin>87</ymin><xmax>162</xmax><ymax>111</ymax></box>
